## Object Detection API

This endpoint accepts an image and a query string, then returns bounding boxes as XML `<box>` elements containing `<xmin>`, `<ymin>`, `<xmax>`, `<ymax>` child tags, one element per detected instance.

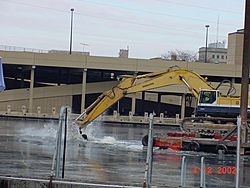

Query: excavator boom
<box><xmin>75</xmin><ymin>67</ymin><xmax>214</xmax><ymax>129</ymax></box>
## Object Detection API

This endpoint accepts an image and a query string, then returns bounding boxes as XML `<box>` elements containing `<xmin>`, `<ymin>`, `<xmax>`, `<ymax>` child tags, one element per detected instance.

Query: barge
<box><xmin>141</xmin><ymin>132</ymin><xmax>250</xmax><ymax>154</ymax></box>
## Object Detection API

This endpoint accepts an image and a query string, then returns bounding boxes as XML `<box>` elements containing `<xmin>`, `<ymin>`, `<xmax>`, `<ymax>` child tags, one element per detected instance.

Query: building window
<box><xmin>217</xmin><ymin>55</ymin><xmax>219</xmax><ymax>59</ymax></box>
<box><xmin>221</xmin><ymin>55</ymin><xmax>224</xmax><ymax>59</ymax></box>
<box><xmin>212</xmin><ymin>55</ymin><xmax>215</xmax><ymax>58</ymax></box>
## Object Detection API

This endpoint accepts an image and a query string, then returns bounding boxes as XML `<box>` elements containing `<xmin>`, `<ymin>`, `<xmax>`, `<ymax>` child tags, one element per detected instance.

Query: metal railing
<box><xmin>49</xmin><ymin>105</ymin><xmax>69</xmax><ymax>188</ymax></box>
<box><xmin>0</xmin><ymin>45</ymin><xmax>48</xmax><ymax>53</ymax></box>
<box><xmin>180</xmin><ymin>156</ymin><xmax>206</xmax><ymax>188</ymax></box>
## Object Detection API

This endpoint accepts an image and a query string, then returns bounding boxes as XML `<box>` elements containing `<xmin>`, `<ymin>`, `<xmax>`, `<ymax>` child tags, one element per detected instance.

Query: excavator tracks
<box><xmin>181</xmin><ymin>117</ymin><xmax>238</xmax><ymax>136</ymax></box>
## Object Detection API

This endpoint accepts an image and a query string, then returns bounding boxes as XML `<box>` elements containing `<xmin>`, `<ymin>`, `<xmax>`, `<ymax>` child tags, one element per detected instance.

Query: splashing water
<box><xmin>67</xmin><ymin>116</ymin><xmax>144</xmax><ymax>152</ymax></box>
<box><xmin>67</xmin><ymin>119</ymin><xmax>85</xmax><ymax>141</ymax></box>
<box><xmin>80</xmin><ymin>120</ymin><xmax>102</xmax><ymax>141</ymax></box>
<box><xmin>19</xmin><ymin>121</ymin><xmax>57</xmax><ymax>139</ymax></box>
<box><xmin>99</xmin><ymin>136</ymin><xmax>117</xmax><ymax>144</ymax></box>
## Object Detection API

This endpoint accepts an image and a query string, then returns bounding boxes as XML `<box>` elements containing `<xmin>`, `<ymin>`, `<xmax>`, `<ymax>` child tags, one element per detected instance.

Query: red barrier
<box><xmin>154</xmin><ymin>137</ymin><xmax>182</xmax><ymax>150</ymax></box>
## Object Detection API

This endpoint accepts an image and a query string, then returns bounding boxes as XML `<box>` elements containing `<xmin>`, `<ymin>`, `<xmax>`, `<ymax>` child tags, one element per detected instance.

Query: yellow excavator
<box><xmin>75</xmin><ymin>66</ymin><xmax>249</xmax><ymax>137</ymax></box>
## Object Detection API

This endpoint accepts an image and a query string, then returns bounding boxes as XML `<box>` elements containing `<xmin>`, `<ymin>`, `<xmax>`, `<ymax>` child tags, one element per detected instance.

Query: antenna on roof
<box><xmin>216</xmin><ymin>15</ymin><xmax>220</xmax><ymax>48</ymax></box>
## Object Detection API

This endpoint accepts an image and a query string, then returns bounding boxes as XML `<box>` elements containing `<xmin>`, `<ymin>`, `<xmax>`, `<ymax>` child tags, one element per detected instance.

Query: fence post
<box><xmin>180</xmin><ymin>156</ymin><xmax>187</xmax><ymax>186</ymax></box>
<box><xmin>143</xmin><ymin>112</ymin><xmax>155</xmax><ymax>188</ymax></box>
<box><xmin>200</xmin><ymin>157</ymin><xmax>206</xmax><ymax>188</ymax></box>
<box><xmin>235</xmin><ymin>116</ymin><xmax>241</xmax><ymax>188</ymax></box>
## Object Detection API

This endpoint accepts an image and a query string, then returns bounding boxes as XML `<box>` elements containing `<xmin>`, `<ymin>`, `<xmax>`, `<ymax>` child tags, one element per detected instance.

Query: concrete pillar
<box><xmin>131</xmin><ymin>72</ymin><xmax>137</xmax><ymax>115</ymax></box>
<box><xmin>28</xmin><ymin>65</ymin><xmax>35</xmax><ymax>113</ymax></box>
<box><xmin>181</xmin><ymin>94</ymin><xmax>186</xmax><ymax>119</ymax></box>
<box><xmin>81</xmin><ymin>69</ymin><xmax>87</xmax><ymax>112</ymax></box>
<box><xmin>131</xmin><ymin>94</ymin><xmax>136</xmax><ymax>115</ymax></box>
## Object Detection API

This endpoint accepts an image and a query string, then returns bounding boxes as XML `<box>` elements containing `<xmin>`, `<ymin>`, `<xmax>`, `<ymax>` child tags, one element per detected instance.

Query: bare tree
<box><xmin>161</xmin><ymin>49</ymin><xmax>198</xmax><ymax>62</ymax></box>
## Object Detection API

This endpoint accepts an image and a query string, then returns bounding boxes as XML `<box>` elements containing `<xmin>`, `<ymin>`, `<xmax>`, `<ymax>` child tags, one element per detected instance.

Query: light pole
<box><xmin>205</xmin><ymin>25</ymin><xmax>209</xmax><ymax>62</ymax></box>
<box><xmin>69</xmin><ymin>8</ymin><xmax>74</xmax><ymax>54</ymax></box>
<box><xmin>80</xmin><ymin>43</ymin><xmax>89</xmax><ymax>52</ymax></box>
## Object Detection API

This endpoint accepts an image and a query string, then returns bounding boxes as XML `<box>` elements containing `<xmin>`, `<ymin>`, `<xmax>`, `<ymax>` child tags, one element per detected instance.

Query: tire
<box><xmin>215</xmin><ymin>144</ymin><xmax>228</xmax><ymax>154</ymax></box>
<box><xmin>142</xmin><ymin>135</ymin><xmax>148</xmax><ymax>146</ymax></box>
<box><xmin>188</xmin><ymin>141</ymin><xmax>200</xmax><ymax>152</ymax></box>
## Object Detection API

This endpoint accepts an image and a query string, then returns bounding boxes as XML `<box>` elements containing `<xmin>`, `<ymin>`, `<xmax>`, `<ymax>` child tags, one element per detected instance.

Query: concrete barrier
<box><xmin>52</xmin><ymin>107</ymin><xmax>56</xmax><ymax>115</ymax></box>
<box><xmin>160</xmin><ymin>113</ymin><xmax>164</xmax><ymax>122</ymax></box>
<box><xmin>22</xmin><ymin>105</ymin><xmax>26</xmax><ymax>115</ymax></box>
<box><xmin>129</xmin><ymin>111</ymin><xmax>133</xmax><ymax>121</ymax></box>
<box><xmin>37</xmin><ymin>106</ymin><xmax>41</xmax><ymax>115</ymax></box>
<box><xmin>144</xmin><ymin>112</ymin><xmax>148</xmax><ymax>122</ymax></box>
<box><xmin>7</xmin><ymin>105</ymin><xmax>11</xmax><ymax>114</ymax></box>
<box><xmin>113</xmin><ymin>110</ymin><xmax>118</xmax><ymax>120</ymax></box>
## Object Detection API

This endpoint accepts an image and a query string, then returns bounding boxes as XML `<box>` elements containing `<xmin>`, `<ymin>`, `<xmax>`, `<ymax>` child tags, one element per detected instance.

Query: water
<box><xmin>0</xmin><ymin>118</ymin><xmax>250</xmax><ymax>187</ymax></box>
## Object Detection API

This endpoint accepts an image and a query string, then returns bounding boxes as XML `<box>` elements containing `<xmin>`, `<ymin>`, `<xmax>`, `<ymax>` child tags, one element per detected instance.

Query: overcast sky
<box><xmin>0</xmin><ymin>0</ymin><xmax>245</xmax><ymax>59</ymax></box>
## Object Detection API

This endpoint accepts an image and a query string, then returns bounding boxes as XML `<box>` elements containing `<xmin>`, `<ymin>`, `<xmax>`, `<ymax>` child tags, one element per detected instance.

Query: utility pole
<box><xmin>240</xmin><ymin>0</ymin><xmax>250</xmax><ymax>155</ymax></box>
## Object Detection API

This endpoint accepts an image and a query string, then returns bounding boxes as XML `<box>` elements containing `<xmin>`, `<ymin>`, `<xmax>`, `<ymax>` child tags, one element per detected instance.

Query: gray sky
<box><xmin>0</xmin><ymin>0</ymin><xmax>245</xmax><ymax>59</ymax></box>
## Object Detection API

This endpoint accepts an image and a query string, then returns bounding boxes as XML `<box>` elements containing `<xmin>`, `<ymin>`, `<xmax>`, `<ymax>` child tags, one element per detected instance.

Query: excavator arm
<box><xmin>75</xmin><ymin>67</ymin><xmax>214</xmax><ymax>129</ymax></box>
<box><xmin>75</xmin><ymin>76</ymin><xmax>136</xmax><ymax>128</ymax></box>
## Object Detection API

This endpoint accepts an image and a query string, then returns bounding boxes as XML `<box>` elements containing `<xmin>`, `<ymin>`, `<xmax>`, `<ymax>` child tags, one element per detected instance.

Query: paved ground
<box><xmin>1</xmin><ymin>119</ymin><xmax>250</xmax><ymax>187</ymax></box>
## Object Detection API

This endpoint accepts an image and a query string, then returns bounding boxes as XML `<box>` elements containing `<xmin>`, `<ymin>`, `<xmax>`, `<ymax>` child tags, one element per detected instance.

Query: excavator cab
<box><xmin>198</xmin><ymin>90</ymin><xmax>217</xmax><ymax>104</ymax></box>
<box><xmin>196</xmin><ymin>90</ymin><xmax>219</xmax><ymax>117</ymax></box>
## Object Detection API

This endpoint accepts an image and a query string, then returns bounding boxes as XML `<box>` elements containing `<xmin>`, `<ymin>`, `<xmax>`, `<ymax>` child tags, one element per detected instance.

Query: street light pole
<box><xmin>205</xmin><ymin>25</ymin><xmax>210</xmax><ymax>62</ymax></box>
<box><xmin>69</xmin><ymin>8</ymin><xmax>74</xmax><ymax>54</ymax></box>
